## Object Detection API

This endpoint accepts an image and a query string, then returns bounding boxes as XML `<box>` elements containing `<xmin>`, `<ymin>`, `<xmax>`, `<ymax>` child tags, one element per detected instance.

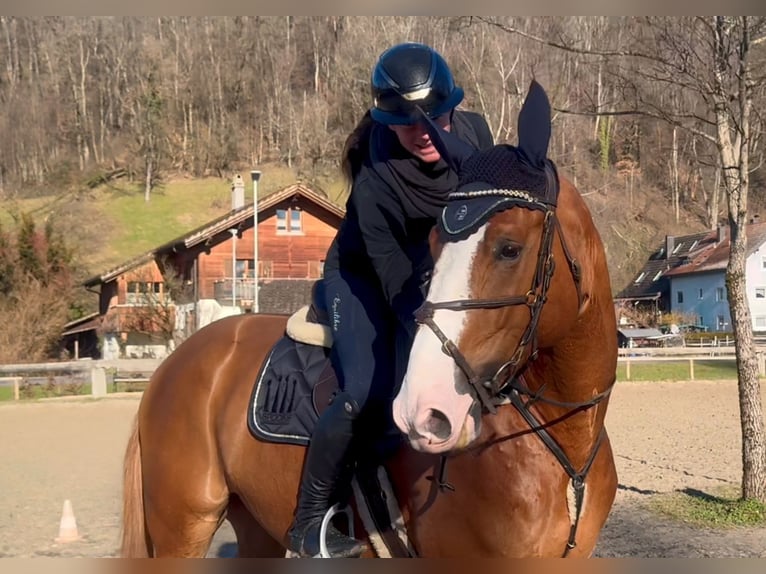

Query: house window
<box><xmin>677</xmin><ymin>290</ymin><xmax>684</xmax><ymax>304</ymax></box>
<box><xmin>276</xmin><ymin>209</ymin><xmax>287</xmax><ymax>232</ymax></box>
<box><xmin>756</xmin><ymin>287</ymin><xmax>766</xmax><ymax>299</ymax></box>
<box><xmin>126</xmin><ymin>281</ymin><xmax>163</xmax><ymax>305</ymax></box>
<box><xmin>308</xmin><ymin>260</ymin><xmax>325</xmax><ymax>278</ymax></box>
<box><xmin>756</xmin><ymin>316</ymin><xmax>766</xmax><ymax>329</ymax></box>
<box><xmin>236</xmin><ymin>259</ymin><xmax>255</xmax><ymax>278</ymax></box>
<box><xmin>653</xmin><ymin>270</ymin><xmax>663</xmax><ymax>281</ymax></box>
<box><xmin>290</xmin><ymin>208</ymin><xmax>303</xmax><ymax>233</ymax></box>
<box><xmin>634</xmin><ymin>272</ymin><xmax>646</xmax><ymax>284</ymax></box>
<box><xmin>762</xmin><ymin>256</ymin><xmax>766</xmax><ymax>270</ymax></box>
<box><xmin>276</xmin><ymin>208</ymin><xmax>302</xmax><ymax>234</ymax></box>
<box><xmin>673</xmin><ymin>242</ymin><xmax>683</xmax><ymax>254</ymax></box>
<box><xmin>689</xmin><ymin>240</ymin><xmax>699</xmax><ymax>251</ymax></box>
<box><xmin>698</xmin><ymin>288</ymin><xmax>704</xmax><ymax>300</ymax></box>
<box><xmin>259</xmin><ymin>260</ymin><xmax>273</xmax><ymax>279</ymax></box>
<box><xmin>716</xmin><ymin>287</ymin><xmax>726</xmax><ymax>302</ymax></box>
<box><xmin>717</xmin><ymin>315</ymin><xmax>726</xmax><ymax>330</ymax></box>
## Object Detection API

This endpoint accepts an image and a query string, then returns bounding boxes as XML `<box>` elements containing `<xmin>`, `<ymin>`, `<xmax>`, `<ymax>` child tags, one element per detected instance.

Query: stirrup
<box><xmin>318</xmin><ymin>503</ymin><xmax>355</xmax><ymax>558</ymax></box>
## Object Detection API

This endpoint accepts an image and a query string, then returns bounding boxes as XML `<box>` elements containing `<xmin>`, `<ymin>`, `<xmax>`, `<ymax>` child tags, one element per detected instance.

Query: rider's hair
<box><xmin>340</xmin><ymin>111</ymin><xmax>374</xmax><ymax>192</ymax></box>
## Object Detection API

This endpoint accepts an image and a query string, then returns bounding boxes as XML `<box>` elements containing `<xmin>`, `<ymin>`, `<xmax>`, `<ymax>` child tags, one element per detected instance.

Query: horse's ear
<box><xmin>517</xmin><ymin>80</ymin><xmax>551</xmax><ymax>169</ymax></box>
<box><xmin>416</xmin><ymin>106</ymin><xmax>475</xmax><ymax>173</ymax></box>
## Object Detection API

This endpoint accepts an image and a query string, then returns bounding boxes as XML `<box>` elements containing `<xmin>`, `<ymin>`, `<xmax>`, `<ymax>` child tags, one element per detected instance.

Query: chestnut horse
<box><xmin>121</xmin><ymin>82</ymin><xmax>617</xmax><ymax>558</ymax></box>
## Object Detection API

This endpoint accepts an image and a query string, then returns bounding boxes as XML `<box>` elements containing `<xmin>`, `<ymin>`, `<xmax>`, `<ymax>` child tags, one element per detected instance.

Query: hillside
<box><xmin>2</xmin><ymin>160</ymin><xmax>729</xmax><ymax>300</ymax></box>
<box><xmin>1</xmin><ymin>17</ymin><xmax>763</xmax><ymax>300</ymax></box>
<box><xmin>0</xmin><ymin>164</ymin><xmax>347</xmax><ymax>278</ymax></box>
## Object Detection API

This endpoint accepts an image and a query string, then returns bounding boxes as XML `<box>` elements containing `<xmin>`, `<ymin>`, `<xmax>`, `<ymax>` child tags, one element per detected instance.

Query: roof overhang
<box><xmin>62</xmin><ymin>312</ymin><xmax>102</xmax><ymax>336</ymax></box>
<box><xmin>614</xmin><ymin>293</ymin><xmax>662</xmax><ymax>302</ymax></box>
<box><xmin>83</xmin><ymin>182</ymin><xmax>345</xmax><ymax>287</ymax></box>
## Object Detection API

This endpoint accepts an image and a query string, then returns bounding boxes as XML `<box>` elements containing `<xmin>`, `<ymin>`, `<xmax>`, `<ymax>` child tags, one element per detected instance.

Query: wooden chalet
<box><xmin>74</xmin><ymin>181</ymin><xmax>344</xmax><ymax>359</ymax></box>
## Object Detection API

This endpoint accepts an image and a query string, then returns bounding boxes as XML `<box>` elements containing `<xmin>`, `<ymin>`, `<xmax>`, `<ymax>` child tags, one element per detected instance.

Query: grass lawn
<box><xmin>1</xmin><ymin>163</ymin><xmax>341</xmax><ymax>275</ymax></box>
<box><xmin>651</xmin><ymin>485</ymin><xmax>766</xmax><ymax>528</ymax></box>
<box><xmin>616</xmin><ymin>359</ymin><xmax>743</xmax><ymax>381</ymax></box>
<box><xmin>102</xmin><ymin>178</ymin><xmax>234</xmax><ymax>266</ymax></box>
<box><xmin>0</xmin><ymin>382</ymin><xmax>93</xmax><ymax>401</ymax></box>
<box><xmin>0</xmin><ymin>378</ymin><xmax>149</xmax><ymax>402</ymax></box>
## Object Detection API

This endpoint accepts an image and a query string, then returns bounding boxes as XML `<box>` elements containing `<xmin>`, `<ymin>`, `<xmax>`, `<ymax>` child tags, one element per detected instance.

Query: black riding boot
<box><xmin>286</xmin><ymin>391</ymin><xmax>366</xmax><ymax>558</ymax></box>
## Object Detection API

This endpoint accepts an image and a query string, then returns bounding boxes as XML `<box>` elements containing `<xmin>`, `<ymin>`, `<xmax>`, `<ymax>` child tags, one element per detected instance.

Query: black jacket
<box><xmin>325</xmin><ymin>110</ymin><xmax>494</xmax><ymax>324</ymax></box>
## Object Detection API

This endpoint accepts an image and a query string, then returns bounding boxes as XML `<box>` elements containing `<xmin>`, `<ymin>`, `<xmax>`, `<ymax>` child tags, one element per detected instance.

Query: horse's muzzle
<box><xmin>394</xmin><ymin>400</ymin><xmax>481</xmax><ymax>454</ymax></box>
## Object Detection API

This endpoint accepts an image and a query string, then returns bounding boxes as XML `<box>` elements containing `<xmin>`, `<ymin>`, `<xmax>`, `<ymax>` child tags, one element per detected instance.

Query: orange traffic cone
<box><xmin>55</xmin><ymin>499</ymin><xmax>81</xmax><ymax>543</ymax></box>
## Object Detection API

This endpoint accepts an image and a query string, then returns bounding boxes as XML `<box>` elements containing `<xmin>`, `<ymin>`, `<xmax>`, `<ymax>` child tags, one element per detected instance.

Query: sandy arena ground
<box><xmin>0</xmin><ymin>380</ymin><xmax>764</xmax><ymax>558</ymax></box>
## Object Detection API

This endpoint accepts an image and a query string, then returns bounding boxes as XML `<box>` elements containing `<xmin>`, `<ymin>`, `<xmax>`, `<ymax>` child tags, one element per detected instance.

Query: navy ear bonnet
<box><xmin>440</xmin><ymin>147</ymin><xmax>559</xmax><ymax>236</ymax></box>
<box><xmin>428</xmin><ymin>80</ymin><xmax>560</xmax><ymax>237</ymax></box>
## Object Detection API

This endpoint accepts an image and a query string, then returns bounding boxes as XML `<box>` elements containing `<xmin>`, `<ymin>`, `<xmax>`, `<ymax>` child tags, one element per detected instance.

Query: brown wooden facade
<box><xmin>195</xmin><ymin>188</ymin><xmax>341</xmax><ymax>305</ymax></box>
<box><xmin>79</xmin><ymin>182</ymin><xmax>345</xmax><ymax>358</ymax></box>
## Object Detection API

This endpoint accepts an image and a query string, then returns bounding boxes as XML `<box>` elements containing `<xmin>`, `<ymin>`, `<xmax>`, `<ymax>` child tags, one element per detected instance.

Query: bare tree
<box><xmin>485</xmin><ymin>15</ymin><xmax>766</xmax><ymax>502</ymax></box>
<box><xmin>711</xmin><ymin>17</ymin><xmax>766</xmax><ymax>501</ymax></box>
<box><xmin>116</xmin><ymin>263</ymin><xmax>192</xmax><ymax>352</ymax></box>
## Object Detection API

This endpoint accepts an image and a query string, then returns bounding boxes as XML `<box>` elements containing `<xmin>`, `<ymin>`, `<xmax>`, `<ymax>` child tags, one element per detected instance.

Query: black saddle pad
<box><xmin>246</xmin><ymin>333</ymin><xmax>415</xmax><ymax>557</ymax></box>
<box><xmin>248</xmin><ymin>335</ymin><xmax>337</xmax><ymax>446</ymax></box>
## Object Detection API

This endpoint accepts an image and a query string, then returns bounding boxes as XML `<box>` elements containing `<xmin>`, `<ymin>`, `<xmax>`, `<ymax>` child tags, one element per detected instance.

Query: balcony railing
<box><xmin>213</xmin><ymin>278</ymin><xmax>257</xmax><ymax>307</ymax></box>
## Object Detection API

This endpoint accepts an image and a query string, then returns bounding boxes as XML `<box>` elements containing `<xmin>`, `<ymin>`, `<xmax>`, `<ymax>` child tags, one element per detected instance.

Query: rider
<box><xmin>285</xmin><ymin>42</ymin><xmax>494</xmax><ymax>558</ymax></box>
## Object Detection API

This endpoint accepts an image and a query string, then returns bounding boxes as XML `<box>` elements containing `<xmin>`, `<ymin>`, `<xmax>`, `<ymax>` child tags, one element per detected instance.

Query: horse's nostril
<box><xmin>424</xmin><ymin>409</ymin><xmax>452</xmax><ymax>441</ymax></box>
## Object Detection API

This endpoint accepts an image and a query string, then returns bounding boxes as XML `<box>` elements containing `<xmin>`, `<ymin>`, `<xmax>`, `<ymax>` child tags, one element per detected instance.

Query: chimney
<box><xmin>665</xmin><ymin>235</ymin><xmax>674</xmax><ymax>258</ymax></box>
<box><xmin>231</xmin><ymin>174</ymin><xmax>245</xmax><ymax>210</ymax></box>
<box><xmin>718</xmin><ymin>223</ymin><xmax>728</xmax><ymax>243</ymax></box>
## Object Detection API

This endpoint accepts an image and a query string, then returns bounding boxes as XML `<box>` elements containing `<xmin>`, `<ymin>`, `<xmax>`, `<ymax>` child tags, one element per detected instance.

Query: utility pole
<box><xmin>228</xmin><ymin>228</ymin><xmax>238</xmax><ymax>309</ymax></box>
<box><xmin>251</xmin><ymin>170</ymin><xmax>262</xmax><ymax>313</ymax></box>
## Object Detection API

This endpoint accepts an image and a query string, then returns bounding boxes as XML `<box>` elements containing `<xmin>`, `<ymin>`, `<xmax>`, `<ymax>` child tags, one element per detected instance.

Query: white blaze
<box><xmin>395</xmin><ymin>225</ymin><xmax>487</xmax><ymax>420</ymax></box>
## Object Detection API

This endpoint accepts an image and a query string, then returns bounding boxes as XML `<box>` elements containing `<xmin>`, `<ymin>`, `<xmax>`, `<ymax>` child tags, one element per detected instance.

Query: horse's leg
<box><xmin>562</xmin><ymin>433</ymin><xmax>618</xmax><ymax>557</ymax></box>
<box><xmin>137</xmin><ymin>376</ymin><xmax>231</xmax><ymax>557</ymax></box>
<box><xmin>141</xmin><ymin>459</ymin><xmax>229</xmax><ymax>557</ymax></box>
<box><xmin>226</xmin><ymin>495</ymin><xmax>286</xmax><ymax>557</ymax></box>
<box><xmin>121</xmin><ymin>411</ymin><xmax>229</xmax><ymax>558</ymax></box>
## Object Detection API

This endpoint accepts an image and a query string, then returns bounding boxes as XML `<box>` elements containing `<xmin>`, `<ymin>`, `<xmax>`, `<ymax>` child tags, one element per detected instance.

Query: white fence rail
<box><xmin>0</xmin><ymin>358</ymin><xmax>162</xmax><ymax>400</ymax></box>
<box><xmin>2</xmin><ymin>347</ymin><xmax>765</xmax><ymax>398</ymax></box>
<box><xmin>618</xmin><ymin>346</ymin><xmax>766</xmax><ymax>380</ymax></box>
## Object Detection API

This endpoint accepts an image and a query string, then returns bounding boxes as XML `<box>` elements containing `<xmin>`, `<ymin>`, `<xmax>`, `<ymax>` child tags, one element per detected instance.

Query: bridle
<box><xmin>413</xmin><ymin>203</ymin><xmax>588</xmax><ymax>414</ymax></box>
<box><xmin>413</xmin><ymin>198</ymin><xmax>615</xmax><ymax>557</ymax></box>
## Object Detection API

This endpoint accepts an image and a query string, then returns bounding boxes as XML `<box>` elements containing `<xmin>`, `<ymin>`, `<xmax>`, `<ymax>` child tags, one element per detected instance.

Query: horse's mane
<box><xmin>558</xmin><ymin>175</ymin><xmax>610</xmax><ymax>317</ymax></box>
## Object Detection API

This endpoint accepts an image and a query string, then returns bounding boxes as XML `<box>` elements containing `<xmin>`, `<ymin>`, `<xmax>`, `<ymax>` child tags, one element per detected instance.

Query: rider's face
<box><xmin>388</xmin><ymin>113</ymin><xmax>451</xmax><ymax>163</ymax></box>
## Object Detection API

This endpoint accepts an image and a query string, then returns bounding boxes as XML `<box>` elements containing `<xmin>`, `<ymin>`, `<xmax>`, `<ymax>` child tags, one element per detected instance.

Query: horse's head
<box><xmin>393</xmin><ymin>81</ymin><xmax>606</xmax><ymax>454</ymax></box>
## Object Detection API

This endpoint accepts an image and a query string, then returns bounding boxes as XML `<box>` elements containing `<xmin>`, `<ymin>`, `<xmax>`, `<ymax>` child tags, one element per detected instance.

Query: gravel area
<box><xmin>0</xmin><ymin>380</ymin><xmax>764</xmax><ymax>558</ymax></box>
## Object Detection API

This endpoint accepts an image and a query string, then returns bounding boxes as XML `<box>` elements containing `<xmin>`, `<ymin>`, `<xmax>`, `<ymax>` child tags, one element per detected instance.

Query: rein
<box><xmin>414</xmin><ymin>209</ymin><xmax>584</xmax><ymax>412</ymax></box>
<box><xmin>414</xmin><ymin>203</ymin><xmax>613</xmax><ymax>557</ymax></box>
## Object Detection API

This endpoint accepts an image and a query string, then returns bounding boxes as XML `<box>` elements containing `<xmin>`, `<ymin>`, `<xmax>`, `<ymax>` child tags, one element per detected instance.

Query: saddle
<box><xmin>246</xmin><ymin>280</ymin><xmax>415</xmax><ymax>558</ymax></box>
<box><xmin>247</xmin><ymin>281</ymin><xmax>342</xmax><ymax>445</ymax></box>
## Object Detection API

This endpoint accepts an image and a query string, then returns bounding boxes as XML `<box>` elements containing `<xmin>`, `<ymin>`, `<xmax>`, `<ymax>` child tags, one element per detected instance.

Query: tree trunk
<box><xmin>726</xmin><ymin>218</ymin><xmax>766</xmax><ymax>502</ymax></box>
<box><xmin>144</xmin><ymin>156</ymin><xmax>153</xmax><ymax>202</ymax></box>
<box><xmin>714</xmin><ymin>15</ymin><xmax>766</xmax><ymax>503</ymax></box>
<box><xmin>671</xmin><ymin>125</ymin><xmax>680</xmax><ymax>223</ymax></box>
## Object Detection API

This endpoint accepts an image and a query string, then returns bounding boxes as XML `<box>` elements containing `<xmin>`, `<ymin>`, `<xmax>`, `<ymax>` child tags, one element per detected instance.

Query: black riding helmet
<box><xmin>370</xmin><ymin>42</ymin><xmax>464</xmax><ymax>125</ymax></box>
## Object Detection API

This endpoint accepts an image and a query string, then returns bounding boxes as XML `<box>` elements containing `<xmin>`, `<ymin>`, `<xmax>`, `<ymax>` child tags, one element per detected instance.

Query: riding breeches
<box><xmin>321</xmin><ymin>268</ymin><xmax>400</xmax><ymax>416</ymax></box>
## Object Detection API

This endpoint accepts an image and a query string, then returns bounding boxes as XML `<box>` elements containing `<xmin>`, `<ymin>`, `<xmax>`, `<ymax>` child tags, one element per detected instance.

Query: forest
<box><xmin>1</xmin><ymin>15</ymin><xmax>765</xmax><ymax>351</ymax></box>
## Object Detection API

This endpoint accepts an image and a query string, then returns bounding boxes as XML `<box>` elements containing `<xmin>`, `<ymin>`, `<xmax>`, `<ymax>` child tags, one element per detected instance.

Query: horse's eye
<box><xmin>494</xmin><ymin>240</ymin><xmax>522</xmax><ymax>262</ymax></box>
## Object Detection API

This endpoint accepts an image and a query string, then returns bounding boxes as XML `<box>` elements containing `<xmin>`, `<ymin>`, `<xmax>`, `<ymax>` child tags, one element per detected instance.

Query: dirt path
<box><xmin>0</xmin><ymin>380</ymin><xmax>764</xmax><ymax>558</ymax></box>
<box><xmin>593</xmin><ymin>379</ymin><xmax>766</xmax><ymax>557</ymax></box>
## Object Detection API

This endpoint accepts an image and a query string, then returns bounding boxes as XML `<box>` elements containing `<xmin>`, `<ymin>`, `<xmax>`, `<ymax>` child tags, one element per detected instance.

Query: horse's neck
<box><xmin>515</xmin><ymin>301</ymin><xmax>615</xmax><ymax>460</ymax></box>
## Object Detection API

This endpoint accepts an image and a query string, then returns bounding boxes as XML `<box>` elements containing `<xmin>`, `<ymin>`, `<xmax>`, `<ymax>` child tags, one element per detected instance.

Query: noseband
<box><xmin>414</xmin><ymin>206</ymin><xmax>585</xmax><ymax>414</ymax></box>
<box><xmin>413</xmin><ymin>200</ymin><xmax>615</xmax><ymax>557</ymax></box>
